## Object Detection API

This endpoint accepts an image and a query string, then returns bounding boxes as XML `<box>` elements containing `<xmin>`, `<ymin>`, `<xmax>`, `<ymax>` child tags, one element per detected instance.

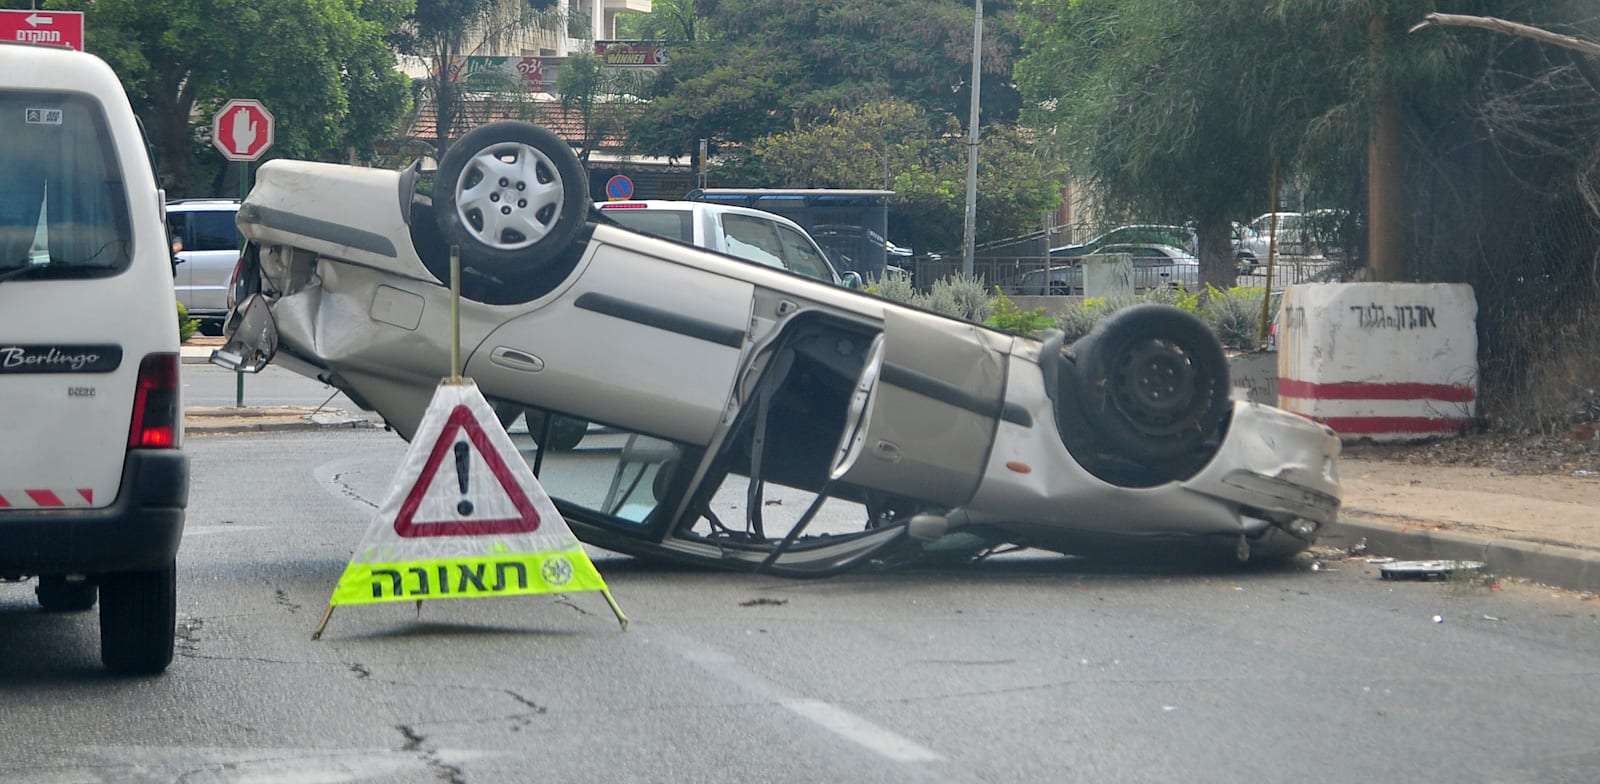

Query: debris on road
<box><xmin>1379</xmin><ymin>560</ymin><xmax>1488</xmax><ymax>581</ymax></box>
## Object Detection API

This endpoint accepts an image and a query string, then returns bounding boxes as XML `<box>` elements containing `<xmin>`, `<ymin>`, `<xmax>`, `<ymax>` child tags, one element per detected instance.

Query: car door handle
<box><xmin>489</xmin><ymin>346</ymin><xmax>545</xmax><ymax>372</ymax></box>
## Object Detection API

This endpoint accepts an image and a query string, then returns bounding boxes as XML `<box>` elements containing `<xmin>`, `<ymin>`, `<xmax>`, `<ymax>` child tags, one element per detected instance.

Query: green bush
<box><xmin>864</xmin><ymin>270</ymin><xmax>920</xmax><ymax>305</ymax></box>
<box><xmin>1197</xmin><ymin>285</ymin><xmax>1269</xmax><ymax>350</ymax></box>
<box><xmin>1053</xmin><ymin>295</ymin><xmax>1131</xmax><ymax>342</ymax></box>
<box><xmin>923</xmin><ymin>273</ymin><xmax>991</xmax><ymax>322</ymax></box>
<box><xmin>176</xmin><ymin>301</ymin><xmax>200</xmax><ymax>343</ymax></box>
<box><xmin>984</xmin><ymin>288</ymin><xmax>1055</xmax><ymax>337</ymax></box>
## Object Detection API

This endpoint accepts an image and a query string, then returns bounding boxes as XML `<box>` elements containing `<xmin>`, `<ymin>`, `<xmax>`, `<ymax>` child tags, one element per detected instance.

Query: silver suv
<box><xmin>167</xmin><ymin>198</ymin><xmax>242</xmax><ymax>333</ymax></box>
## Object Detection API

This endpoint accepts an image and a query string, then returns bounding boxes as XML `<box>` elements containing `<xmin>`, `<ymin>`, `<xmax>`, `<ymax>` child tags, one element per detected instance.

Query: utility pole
<box><xmin>1368</xmin><ymin>13</ymin><xmax>1404</xmax><ymax>281</ymax></box>
<box><xmin>961</xmin><ymin>0</ymin><xmax>983</xmax><ymax>278</ymax></box>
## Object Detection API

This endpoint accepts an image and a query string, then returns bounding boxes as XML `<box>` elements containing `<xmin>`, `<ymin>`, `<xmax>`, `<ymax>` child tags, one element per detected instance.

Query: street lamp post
<box><xmin>961</xmin><ymin>0</ymin><xmax>983</xmax><ymax>278</ymax></box>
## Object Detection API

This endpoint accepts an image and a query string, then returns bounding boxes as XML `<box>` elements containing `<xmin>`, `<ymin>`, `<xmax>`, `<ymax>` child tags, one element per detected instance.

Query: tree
<box><xmin>32</xmin><ymin>0</ymin><xmax>414</xmax><ymax>196</ymax></box>
<box><xmin>750</xmin><ymin>100</ymin><xmax>1064</xmax><ymax>249</ymax></box>
<box><xmin>389</xmin><ymin>0</ymin><xmax>561</xmax><ymax>156</ymax></box>
<box><xmin>615</xmin><ymin>0</ymin><xmax>703</xmax><ymax>42</ymax></box>
<box><xmin>1015</xmin><ymin>0</ymin><xmax>1364</xmax><ymax>291</ymax></box>
<box><xmin>556</xmin><ymin>52</ymin><xmax>654</xmax><ymax>163</ymax></box>
<box><xmin>628</xmin><ymin>0</ymin><xmax>1025</xmax><ymax>160</ymax></box>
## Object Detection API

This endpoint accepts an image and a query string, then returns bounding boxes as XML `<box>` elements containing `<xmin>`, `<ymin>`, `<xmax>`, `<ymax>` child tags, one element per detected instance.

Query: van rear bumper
<box><xmin>0</xmin><ymin>450</ymin><xmax>188</xmax><ymax>576</ymax></box>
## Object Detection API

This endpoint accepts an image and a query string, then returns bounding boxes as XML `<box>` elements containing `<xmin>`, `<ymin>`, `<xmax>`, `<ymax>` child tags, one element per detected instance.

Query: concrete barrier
<box><xmin>1277</xmin><ymin>282</ymin><xmax>1477</xmax><ymax>441</ymax></box>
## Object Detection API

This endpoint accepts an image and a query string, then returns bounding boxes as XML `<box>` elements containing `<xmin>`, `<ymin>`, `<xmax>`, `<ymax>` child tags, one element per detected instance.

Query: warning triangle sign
<box><xmin>318</xmin><ymin>379</ymin><xmax>625</xmax><ymax>631</ymax></box>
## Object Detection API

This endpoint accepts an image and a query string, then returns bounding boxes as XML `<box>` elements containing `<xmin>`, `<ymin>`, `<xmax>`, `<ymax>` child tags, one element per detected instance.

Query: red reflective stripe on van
<box><xmin>0</xmin><ymin>493</ymin><xmax>10</xmax><ymax>507</ymax></box>
<box><xmin>26</xmin><ymin>490</ymin><xmax>64</xmax><ymax>507</ymax></box>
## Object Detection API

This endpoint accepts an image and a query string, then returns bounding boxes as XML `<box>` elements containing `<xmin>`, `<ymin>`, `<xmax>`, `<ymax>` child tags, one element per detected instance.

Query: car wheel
<box><xmin>433</xmin><ymin>121</ymin><xmax>591</xmax><ymax>279</ymax></box>
<box><xmin>525</xmin><ymin>409</ymin><xmax>589</xmax><ymax>451</ymax></box>
<box><xmin>98</xmin><ymin>562</ymin><xmax>176</xmax><ymax>675</ymax></box>
<box><xmin>35</xmin><ymin>575</ymin><xmax>97</xmax><ymax>612</ymax></box>
<box><xmin>1070</xmin><ymin>304</ymin><xmax>1230</xmax><ymax>463</ymax></box>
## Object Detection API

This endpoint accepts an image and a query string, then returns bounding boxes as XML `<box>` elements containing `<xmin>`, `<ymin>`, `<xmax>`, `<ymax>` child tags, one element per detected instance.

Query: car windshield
<box><xmin>0</xmin><ymin>91</ymin><xmax>130</xmax><ymax>274</ymax></box>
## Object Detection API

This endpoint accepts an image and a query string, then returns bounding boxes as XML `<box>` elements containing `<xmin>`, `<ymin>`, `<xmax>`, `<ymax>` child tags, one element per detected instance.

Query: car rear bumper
<box><xmin>0</xmin><ymin>450</ymin><xmax>188</xmax><ymax>576</ymax></box>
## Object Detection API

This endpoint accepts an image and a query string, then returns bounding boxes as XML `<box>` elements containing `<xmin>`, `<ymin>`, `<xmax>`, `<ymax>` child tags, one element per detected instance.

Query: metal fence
<box><xmin>907</xmin><ymin>255</ymin><xmax>1343</xmax><ymax>294</ymax></box>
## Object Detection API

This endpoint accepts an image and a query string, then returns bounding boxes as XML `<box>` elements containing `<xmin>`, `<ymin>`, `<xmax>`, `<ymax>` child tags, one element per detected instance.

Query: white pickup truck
<box><xmin>596</xmin><ymin>200</ymin><xmax>859</xmax><ymax>289</ymax></box>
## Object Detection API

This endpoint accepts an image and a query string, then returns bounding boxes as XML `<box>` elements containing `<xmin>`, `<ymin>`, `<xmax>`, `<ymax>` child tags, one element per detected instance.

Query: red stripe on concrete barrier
<box><xmin>1310</xmin><ymin>416</ymin><xmax>1469</xmax><ymax>435</ymax></box>
<box><xmin>1279</xmin><ymin>379</ymin><xmax>1475</xmax><ymax>403</ymax></box>
<box><xmin>25</xmin><ymin>490</ymin><xmax>64</xmax><ymax>507</ymax></box>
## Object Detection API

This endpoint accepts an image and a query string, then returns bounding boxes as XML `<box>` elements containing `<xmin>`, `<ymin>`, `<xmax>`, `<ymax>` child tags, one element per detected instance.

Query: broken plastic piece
<box><xmin>1379</xmin><ymin>560</ymin><xmax>1487</xmax><ymax>581</ymax></box>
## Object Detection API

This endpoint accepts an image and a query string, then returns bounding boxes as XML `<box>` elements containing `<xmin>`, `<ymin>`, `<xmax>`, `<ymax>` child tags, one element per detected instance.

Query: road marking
<box><xmin>665</xmin><ymin>635</ymin><xmax>944</xmax><ymax>764</ymax></box>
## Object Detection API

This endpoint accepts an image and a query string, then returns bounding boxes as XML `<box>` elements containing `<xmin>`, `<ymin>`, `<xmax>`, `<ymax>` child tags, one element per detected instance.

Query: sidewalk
<box><xmin>180</xmin><ymin>340</ymin><xmax>1600</xmax><ymax>592</ymax></box>
<box><xmin>1320</xmin><ymin>458</ymin><xmax>1600</xmax><ymax>594</ymax></box>
<box><xmin>181</xmin><ymin>339</ymin><xmax>381</xmax><ymax>434</ymax></box>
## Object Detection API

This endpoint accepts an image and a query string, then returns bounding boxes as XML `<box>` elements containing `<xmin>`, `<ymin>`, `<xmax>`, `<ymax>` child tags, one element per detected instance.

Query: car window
<box><xmin>771</xmin><ymin>224</ymin><xmax>834</xmax><ymax>282</ymax></box>
<box><xmin>604</xmin><ymin>208</ymin><xmax>693</xmax><ymax>243</ymax></box>
<box><xmin>721</xmin><ymin>214</ymin><xmax>787</xmax><ymax>269</ymax></box>
<box><xmin>188</xmin><ymin>209</ymin><xmax>241</xmax><ymax>252</ymax></box>
<box><xmin>0</xmin><ymin>91</ymin><xmax>130</xmax><ymax>273</ymax></box>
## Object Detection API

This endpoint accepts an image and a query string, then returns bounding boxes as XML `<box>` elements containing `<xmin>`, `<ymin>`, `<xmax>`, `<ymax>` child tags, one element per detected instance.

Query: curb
<box><xmin>184</xmin><ymin>405</ymin><xmax>382</xmax><ymax>436</ymax></box>
<box><xmin>1321</xmin><ymin>516</ymin><xmax>1600</xmax><ymax>594</ymax></box>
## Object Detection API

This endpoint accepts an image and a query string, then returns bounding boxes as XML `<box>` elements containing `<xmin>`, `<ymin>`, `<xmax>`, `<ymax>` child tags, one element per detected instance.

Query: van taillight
<box><xmin>128</xmin><ymin>353</ymin><xmax>180</xmax><ymax>449</ymax></box>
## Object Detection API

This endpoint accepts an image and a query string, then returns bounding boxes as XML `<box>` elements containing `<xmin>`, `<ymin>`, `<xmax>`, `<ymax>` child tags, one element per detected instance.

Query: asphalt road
<box><xmin>2</xmin><ymin>428</ymin><xmax>1598</xmax><ymax>783</ymax></box>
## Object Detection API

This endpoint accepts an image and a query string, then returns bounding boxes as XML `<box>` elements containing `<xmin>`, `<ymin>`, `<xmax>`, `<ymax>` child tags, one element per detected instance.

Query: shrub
<box><xmin>922</xmin><ymin>273</ymin><xmax>991</xmax><ymax>322</ymax></box>
<box><xmin>1054</xmin><ymin>295</ymin><xmax>1131</xmax><ymax>343</ymax></box>
<box><xmin>176</xmin><ymin>301</ymin><xmax>200</xmax><ymax>343</ymax></box>
<box><xmin>984</xmin><ymin>288</ymin><xmax>1055</xmax><ymax>337</ymax></box>
<box><xmin>1198</xmin><ymin>285</ymin><xmax>1268</xmax><ymax>350</ymax></box>
<box><xmin>864</xmin><ymin>270</ymin><xmax>920</xmax><ymax>305</ymax></box>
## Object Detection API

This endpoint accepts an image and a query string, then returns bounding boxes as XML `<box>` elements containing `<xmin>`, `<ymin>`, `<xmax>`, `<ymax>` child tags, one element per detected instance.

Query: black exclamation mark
<box><xmin>454</xmin><ymin>441</ymin><xmax>474</xmax><ymax>516</ymax></box>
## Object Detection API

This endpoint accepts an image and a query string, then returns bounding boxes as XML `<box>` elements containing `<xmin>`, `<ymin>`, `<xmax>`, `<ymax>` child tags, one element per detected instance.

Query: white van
<box><xmin>0</xmin><ymin>42</ymin><xmax>188</xmax><ymax>674</ymax></box>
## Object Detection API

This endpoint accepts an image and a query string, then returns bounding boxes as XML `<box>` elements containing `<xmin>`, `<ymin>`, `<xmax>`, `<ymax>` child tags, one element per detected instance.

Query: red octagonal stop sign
<box><xmin>212</xmin><ymin>99</ymin><xmax>275</xmax><ymax>162</ymax></box>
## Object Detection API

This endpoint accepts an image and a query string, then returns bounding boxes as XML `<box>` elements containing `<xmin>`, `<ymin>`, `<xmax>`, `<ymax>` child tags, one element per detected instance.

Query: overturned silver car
<box><xmin>218</xmin><ymin>121</ymin><xmax>1340</xmax><ymax>575</ymax></box>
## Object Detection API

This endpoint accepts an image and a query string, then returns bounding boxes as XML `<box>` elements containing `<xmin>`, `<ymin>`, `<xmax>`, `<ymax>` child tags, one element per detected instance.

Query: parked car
<box><xmin>598</xmin><ymin>200</ymin><xmax>856</xmax><ymax>288</ymax></box>
<box><xmin>1054</xmin><ymin>224</ymin><xmax>1258</xmax><ymax>277</ymax></box>
<box><xmin>1</xmin><ymin>42</ymin><xmax>188</xmax><ymax>673</ymax></box>
<box><xmin>1236</xmin><ymin>210</ymin><xmax>1349</xmax><ymax>263</ymax></box>
<box><xmin>1011</xmin><ymin>243</ymin><xmax>1200</xmax><ymax>295</ymax></box>
<box><xmin>215</xmin><ymin>120</ymin><xmax>1341</xmax><ymax>574</ymax></box>
<box><xmin>166</xmin><ymin>198</ymin><xmax>242</xmax><ymax>334</ymax></box>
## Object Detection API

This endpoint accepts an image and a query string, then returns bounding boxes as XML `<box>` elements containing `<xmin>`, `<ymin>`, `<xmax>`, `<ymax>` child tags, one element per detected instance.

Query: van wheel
<box><xmin>434</xmin><ymin>121</ymin><xmax>591</xmax><ymax>279</ymax></box>
<box><xmin>35</xmin><ymin>575</ymin><xmax>97</xmax><ymax>612</ymax></box>
<box><xmin>1070</xmin><ymin>304</ymin><xmax>1230</xmax><ymax>464</ymax></box>
<box><xmin>99</xmin><ymin>562</ymin><xmax>176</xmax><ymax>675</ymax></box>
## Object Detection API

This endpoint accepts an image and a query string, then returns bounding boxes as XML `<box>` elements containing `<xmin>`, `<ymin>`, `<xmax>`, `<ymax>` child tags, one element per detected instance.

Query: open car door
<box><xmin>832</xmin><ymin>308</ymin><xmax>1011</xmax><ymax>508</ymax></box>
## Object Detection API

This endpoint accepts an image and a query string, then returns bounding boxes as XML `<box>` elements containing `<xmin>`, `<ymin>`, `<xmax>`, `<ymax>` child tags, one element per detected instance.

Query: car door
<box><xmin>466</xmin><ymin>236</ymin><xmax>755</xmax><ymax>448</ymax></box>
<box><xmin>831</xmin><ymin>308</ymin><xmax>1011</xmax><ymax>507</ymax></box>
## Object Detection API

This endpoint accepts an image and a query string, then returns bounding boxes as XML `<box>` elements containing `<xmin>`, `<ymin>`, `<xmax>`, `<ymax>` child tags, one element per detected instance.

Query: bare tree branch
<box><xmin>1410</xmin><ymin>13</ymin><xmax>1600</xmax><ymax>58</ymax></box>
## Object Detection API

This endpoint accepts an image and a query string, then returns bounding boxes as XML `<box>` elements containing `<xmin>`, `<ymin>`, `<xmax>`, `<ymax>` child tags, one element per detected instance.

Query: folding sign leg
<box><xmin>312</xmin><ymin>605</ymin><xmax>336</xmax><ymax>641</ymax></box>
<box><xmin>601</xmin><ymin>588</ymin><xmax>629</xmax><ymax>631</ymax></box>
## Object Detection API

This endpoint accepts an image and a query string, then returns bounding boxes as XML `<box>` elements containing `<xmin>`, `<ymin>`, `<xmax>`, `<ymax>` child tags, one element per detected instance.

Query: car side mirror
<box><xmin>841</xmin><ymin>271</ymin><xmax>863</xmax><ymax>290</ymax></box>
<box><xmin>209</xmin><ymin>293</ymin><xmax>278</xmax><ymax>374</ymax></box>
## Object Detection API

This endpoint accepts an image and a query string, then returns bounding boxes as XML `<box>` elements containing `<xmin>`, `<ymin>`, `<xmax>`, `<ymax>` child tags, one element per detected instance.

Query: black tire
<box><xmin>99</xmin><ymin>562</ymin><xmax>176</xmax><ymax>675</ymax></box>
<box><xmin>1070</xmin><ymin>304</ymin><xmax>1230</xmax><ymax>463</ymax></box>
<box><xmin>35</xmin><ymin>575</ymin><xmax>97</xmax><ymax>612</ymax></box>
<box><xmin>434</xmin><ymin>121</ymin><xmax>591</xmax><ymax>280</ymax></box>
<box><xmin>526</xmin><ymin>409</ymin><xmax>588</xmax><ymax>451</ymax></box>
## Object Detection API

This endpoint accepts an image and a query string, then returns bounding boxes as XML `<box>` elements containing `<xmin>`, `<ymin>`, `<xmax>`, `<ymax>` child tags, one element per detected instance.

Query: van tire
<box><xmin>99</xmin><ymin>562</ymin><xmax>177</xmax><ymax>675</ymax></box>
<box><xmin>35</xmin><ymin>575</ymin><xmax>97</xmax><ymax>612</ymax></box>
